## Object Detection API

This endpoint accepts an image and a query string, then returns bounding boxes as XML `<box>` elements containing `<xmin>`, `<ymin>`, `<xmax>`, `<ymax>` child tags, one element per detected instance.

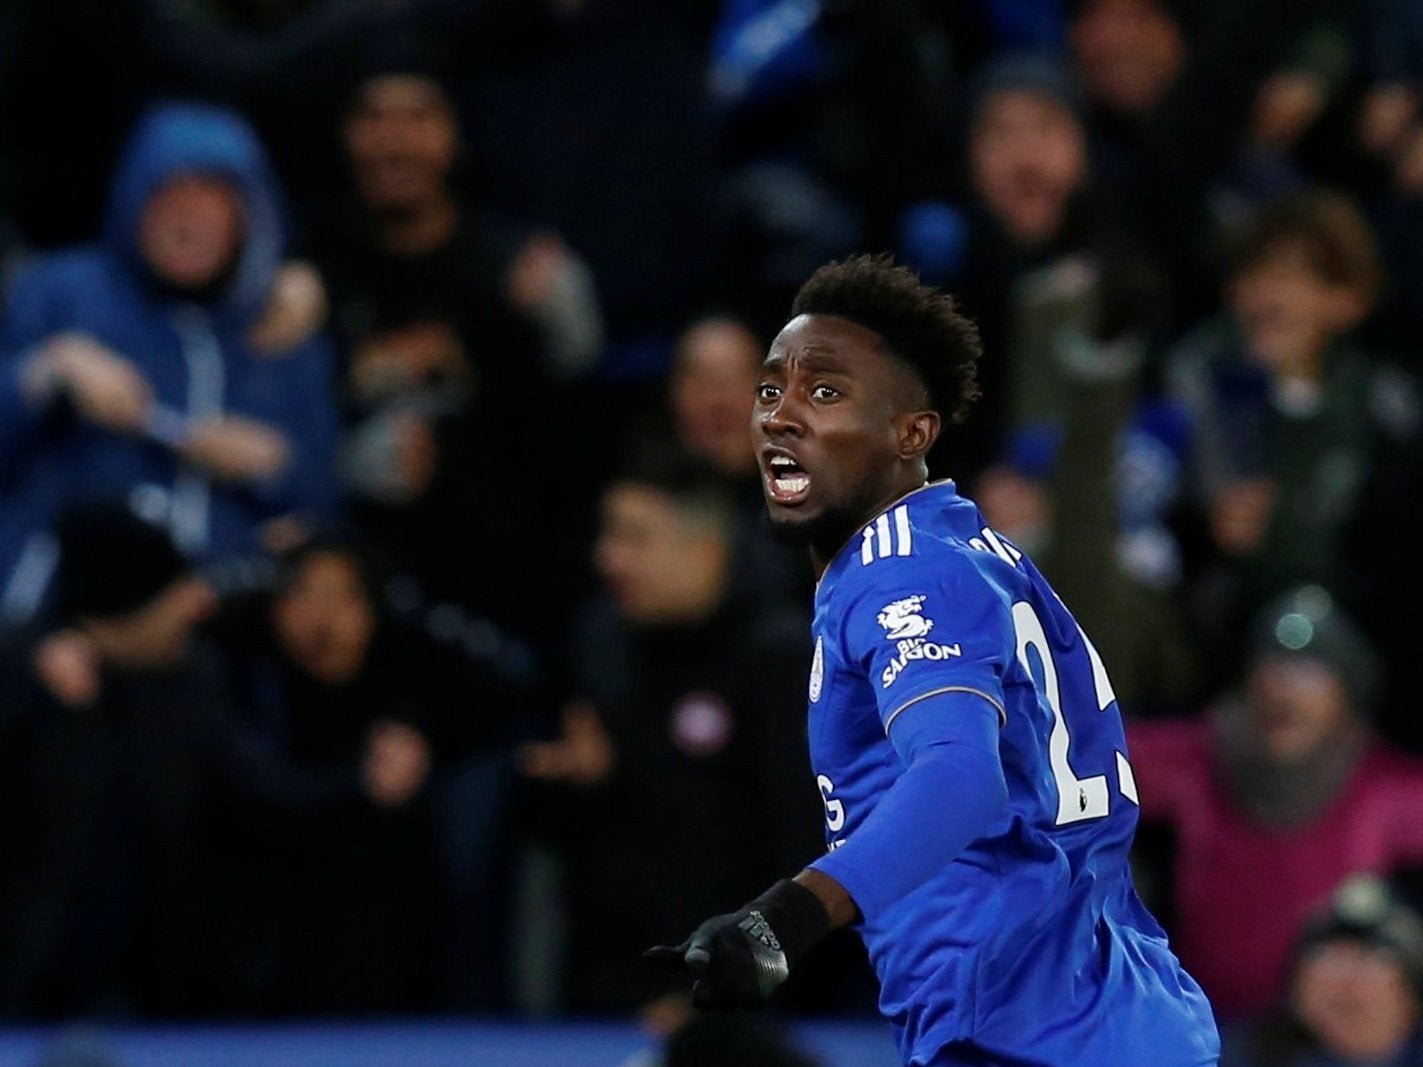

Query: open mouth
<box><xmin>764</xmin><ymin>452</ymin><xmax>812</xmax><ymax>506</ymax></box>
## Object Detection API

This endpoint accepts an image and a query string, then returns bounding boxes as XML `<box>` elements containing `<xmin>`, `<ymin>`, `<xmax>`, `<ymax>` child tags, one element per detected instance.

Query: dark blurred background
<box><xmin>3</xmin><ymin>1</ymin><xmax>1423</xmax><ymax>1064</ymax></box>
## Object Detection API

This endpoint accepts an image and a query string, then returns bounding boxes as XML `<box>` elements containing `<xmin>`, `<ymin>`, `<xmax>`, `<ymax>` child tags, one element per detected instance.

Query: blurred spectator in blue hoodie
<box><xmin>0</xmin><ymin>102</ymin><xmax>338</xmax><ymax>624</ymax></box>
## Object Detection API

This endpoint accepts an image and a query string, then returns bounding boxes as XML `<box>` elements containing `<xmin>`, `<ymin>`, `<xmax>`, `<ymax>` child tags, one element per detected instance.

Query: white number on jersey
<box><xmin>1011</xmin><ymin>601</ymin><xmax>1138</xmax><ymax>826</ymax></box>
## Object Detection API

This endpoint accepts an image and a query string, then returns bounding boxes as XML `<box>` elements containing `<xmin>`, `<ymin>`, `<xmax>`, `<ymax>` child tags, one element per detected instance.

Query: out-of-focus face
<box><xmin>594</xmin><ymin>484</ymin><xmax>725</xmax><ymax>625</ymax></box>
<box><xmin>138</xmin><ymin>175</ymin><xmax>245</xmax><ymax>290</ymax></box>
<box><xmin>971</xmin><ymin>90</ymin><xmax>1088</xmax><ymax>247</ymax></box>
<box><xmin>975</xmin><ymin>465</ymin><xmax>1051</xmax><ymax>554</ymax></box>
<box><xmin>1246</xmin><ymin>656</ymin><xmax>1353</xmax><ymax>764</ymax></box>
<box><xmin>672</xmin><ymin>319</ymin><xmax>763</xmax><ymax>477</ymax></box>
<box><xmin>1071</xmin><ymin>0</ymin><xmax>1184</xmax><ymax>117</ymax></box>
<box><xmin>345</xmin><ymin>74</ymin><xmax>458</xmax><ymax>213</ymax></box>
<box><xmin>1293</xmin><ymin>938</ymin><xmax>1419</xmax><ymax>1061</ymax></box>
<box><xmin>1231</xmin><ymin>241</ymin><xmax>1362</xmax><ymax>375</ymax></box>
<box><xmin>272</xmin><ymin>552</ymin><xmax>377</xmax><ymax>685</ymax></box>
<box><xmin>753</xmin><ymin>314</ymin><xmax>934</xmax><ymax>557</ymax></box>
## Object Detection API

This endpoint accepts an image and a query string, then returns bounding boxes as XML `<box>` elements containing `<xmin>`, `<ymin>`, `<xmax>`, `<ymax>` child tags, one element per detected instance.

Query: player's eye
<box><xmin>755</xmin><ymin>383</ymin><xmax>782</xmax><ymax>402</ymax></box>
<box><xmin>811</xmin><ymin>383</ymin><xmax>841</xmax><ymax>401</ymax></box>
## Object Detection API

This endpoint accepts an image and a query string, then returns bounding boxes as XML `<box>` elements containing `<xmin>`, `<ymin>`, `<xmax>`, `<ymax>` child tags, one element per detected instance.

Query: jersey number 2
<box><xmin>1012</xmin><ymin>601</ymin><xmax>1138</xmax><ymax>826</ymax></box>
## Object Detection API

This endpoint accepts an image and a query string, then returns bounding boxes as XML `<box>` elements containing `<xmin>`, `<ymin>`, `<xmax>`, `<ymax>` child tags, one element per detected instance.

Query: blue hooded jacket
<box><xmin>0</xmin><ymin>102</ymin><xmax>337</xmax><ymax>620</ymax></box>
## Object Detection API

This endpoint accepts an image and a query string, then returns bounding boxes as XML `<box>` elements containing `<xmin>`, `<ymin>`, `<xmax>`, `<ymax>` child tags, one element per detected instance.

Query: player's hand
<box><xmin>643</xmin><ymin>878</ymin><xmax>830</xmax><ymax>1011</ymax></box>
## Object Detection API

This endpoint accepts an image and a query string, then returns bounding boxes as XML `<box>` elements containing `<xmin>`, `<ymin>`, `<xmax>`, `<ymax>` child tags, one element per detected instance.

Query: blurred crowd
<box><xmin>3</xmin><ymin>0</ymin><xmax>1423</xmax><ymax>1063</ymax></box>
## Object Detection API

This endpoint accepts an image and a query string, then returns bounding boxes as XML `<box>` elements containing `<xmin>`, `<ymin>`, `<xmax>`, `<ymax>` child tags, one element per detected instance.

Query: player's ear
<box><xmin>897</xmin><ymin>409</ymin><xmax>940</xmax><ymax>461</ymax></box>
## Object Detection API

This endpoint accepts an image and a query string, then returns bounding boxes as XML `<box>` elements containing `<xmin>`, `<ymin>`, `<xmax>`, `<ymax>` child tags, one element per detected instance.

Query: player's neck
<box><xmin>809</xmin><ymin>477</ymin><xmax>932</xmax><ymax>578</ymax></box>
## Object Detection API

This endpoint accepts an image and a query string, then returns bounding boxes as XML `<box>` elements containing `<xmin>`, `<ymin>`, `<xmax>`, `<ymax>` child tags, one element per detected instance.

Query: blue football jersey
<box><xmin>805</xmin><ymin>481</ymin><xmax>1218</xmax><ymax>1066</ymax></box>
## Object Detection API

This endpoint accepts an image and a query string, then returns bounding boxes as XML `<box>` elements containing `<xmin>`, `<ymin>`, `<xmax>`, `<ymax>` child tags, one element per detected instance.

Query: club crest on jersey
<box><xmin>877</xmin><ymin>596</ymin><xmax>935</xmax><ymax>640</ymax></box>
<box><xmin>877</xmin><ymin>595</ymin><xmax>962</xmax><ymax>687</ymax></box>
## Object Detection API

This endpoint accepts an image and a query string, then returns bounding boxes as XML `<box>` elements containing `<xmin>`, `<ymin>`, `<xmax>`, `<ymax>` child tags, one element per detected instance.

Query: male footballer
<box><xmin>647</xmin><ymin>256</ymin><xmax>1218</xmax><ymax>1066</ymax></box>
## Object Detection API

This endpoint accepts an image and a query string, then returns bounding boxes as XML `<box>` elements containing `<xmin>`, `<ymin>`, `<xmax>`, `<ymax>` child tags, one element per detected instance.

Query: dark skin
<box><xmin>752</xmin><ymin>312</ymin><xmax>943</xmax><ymax>928</ymax></box>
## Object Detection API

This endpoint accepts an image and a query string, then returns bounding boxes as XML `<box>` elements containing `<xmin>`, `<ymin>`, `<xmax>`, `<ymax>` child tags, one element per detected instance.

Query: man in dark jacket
<box><xmin>520</xmin><ymin>453</ymin><xmax>827</xmax><ymax>1015</ymax></box>
<box><xmin>243</xmin><ymin>539</ymin><xmax>535</xmax><ymax>1011</ymax></box>
<box><xmin>0</xmin><ymin>504</ymin><xmax>400</xmax><ymax>1018</ymax></box>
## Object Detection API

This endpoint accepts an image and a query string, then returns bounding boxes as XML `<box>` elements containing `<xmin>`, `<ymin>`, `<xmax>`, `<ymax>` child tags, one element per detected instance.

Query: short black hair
<box><xmin>790</xmin><ymin>254</ymin><xmax>983</xmax><ymax>425</ymax></box>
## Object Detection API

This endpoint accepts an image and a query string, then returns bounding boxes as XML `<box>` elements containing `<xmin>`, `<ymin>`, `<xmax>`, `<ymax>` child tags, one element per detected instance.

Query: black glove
<box><xmin>643</xmin><ymin>878</ymin><xmax>831</xmax><ymax>1010</ymax></box>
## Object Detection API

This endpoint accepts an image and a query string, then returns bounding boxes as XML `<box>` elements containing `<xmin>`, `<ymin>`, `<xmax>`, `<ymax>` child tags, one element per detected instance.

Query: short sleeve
<box><xmin>835</xmin><ymin>548</ymin><xmax>1014</xmax><ymax>745</ymax></box>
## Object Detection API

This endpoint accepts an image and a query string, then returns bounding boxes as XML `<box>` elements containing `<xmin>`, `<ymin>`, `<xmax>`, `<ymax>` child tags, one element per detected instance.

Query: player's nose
<box><xmin>757</xmin><ymin>395</ymin><xmax>806</xmax><ymax>438</ymax></box>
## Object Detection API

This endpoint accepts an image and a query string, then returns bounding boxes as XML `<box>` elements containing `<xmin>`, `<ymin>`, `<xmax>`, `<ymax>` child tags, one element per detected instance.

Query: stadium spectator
<box><xmin>972</xmin><ymin>296</ymin><xmax>1199</xmax><ymax>714</ymax></box>
<box><xmin>233</xmin><ymin>540</ymin><xmax>537</xmax><ymax>1012</ymax></box>
<box><xmin>1165</xmin><ymin>191</ymin><xmax>1419</xmax><ymax>678</ymax></box>
<box><xmin>0</xmin><ymin>102</ymin><xmax>338</xmax><ymax>624</ymax></box>
<box><xmin>305</xmin><ymin>63</ymin><xmax>600</xmax><ymax>626</ymax></box>
<box><xmin>0</xmin><ymin>504</ymin><xmax>393</xmax><ymax>1018</ymax></box>
<box><xmin>708</xmin><ymin>0</ymin><xmax>956</xmax><ymax>338</ymax></box>
<box><xmin>898</xmin><ymin>51</ymin><xmax>1162</xmax><ymax>485</ymax></box>
<box><xmin>1350</xmin><ymin>0</ymin><xmax>1423</xmax><ymax>362</ymax></box>
<box><xmin>0</xmin><ymin>0</ymin><xmax>580</xmax><ymax>250</ymax></box>
<box><xmin>518</xmin><ymin>452</ymin><xmax>822</xmax><ymax>1014</ymax></box>
<box><xmin>459</xmin><ymin>1</ymin><xmax>714</xmax><ymax>383</ymax></box>
<box><xmin>669</xmin><ymin>316</ymin><xmax>764</xmax><ymax>483</ymax></box>
<box><xmin>1357</xmin><ymin>0</ymin><xmax>1423</xmax><ymax>185</ymax></box>
<box><xmin>1128</xmin><ymin>587</ymin><xmax>1423</xmax><ymax>1022</ymax></box>
<box><xmin>656</xmin><ymin>314</ymin><xmax>809</xmax><ymax>604</ymax></box>
<box><xmin>1067</xmin><ymin>0</ymin><xmax>1328</xmax><ymax>323</ymax></box>
<box><xmin>1246</xmin><ymin>19</ymin><xmax>1352</xmax><ymax>163</ymax></box>
<box><xmin>1221</xmin><ymin>877</ymin><xmax>1423</xmax><ymax>1067</ymax></box>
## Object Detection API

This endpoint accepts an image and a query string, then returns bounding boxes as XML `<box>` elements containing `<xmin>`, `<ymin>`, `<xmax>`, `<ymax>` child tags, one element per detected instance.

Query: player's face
<box><xmin>753</xmin><ymin>314</ymin><xmax>933</xmax><ymax>557</ymax></box>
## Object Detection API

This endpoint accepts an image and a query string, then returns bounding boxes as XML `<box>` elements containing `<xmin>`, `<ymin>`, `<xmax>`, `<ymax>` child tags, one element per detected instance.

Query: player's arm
<box><xmin>642</xmin><ymin>697</ymin><xmax>1008</xmax><ymax>1011</ymax></box>
<box><xmin>808</xmin><ymin>558</ymin><xmax>1013</xmax><ymax>920</ymax></box>
<box><xmin>805</xmin><ymin>689</ymin><xmax>1008</xmax><ymax>920</ymax></box>
<box><xmin>646</xmin><ymin>556</ymin><xmax>1013</xmax><ymax>1009</ymax></box>
<box><xmin>788</xmin><ymin>684</ymin><xmax>1010</xmax><ymax>923</ymax></box>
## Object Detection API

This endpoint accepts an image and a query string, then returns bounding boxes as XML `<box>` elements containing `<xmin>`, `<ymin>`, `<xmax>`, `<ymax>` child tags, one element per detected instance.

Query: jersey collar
<box><xmin>814</xmin><ymin>478</ymin><xmax>956</xmax><ymax>595</ymax></box>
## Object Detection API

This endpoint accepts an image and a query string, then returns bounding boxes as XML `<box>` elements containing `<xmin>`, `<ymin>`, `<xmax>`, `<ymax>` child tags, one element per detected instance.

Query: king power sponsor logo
<box><xmin>876</xmin><ymin>595</ymin><xmax>962</xmax><ymax>687</ymax></box>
